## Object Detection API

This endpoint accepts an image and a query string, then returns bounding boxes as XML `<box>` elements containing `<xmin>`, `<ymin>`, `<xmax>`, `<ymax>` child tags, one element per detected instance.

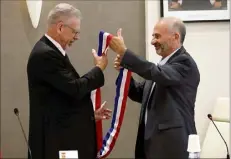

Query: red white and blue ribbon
<box><xmin>91</xmin><ymin>31</ymin><xmax>112</xmax><ymax>152</ymax></box>
<box><xmin>91</xmin><ymin>31</ymin><xmax>132</xmax><ymax>159</ymax></box>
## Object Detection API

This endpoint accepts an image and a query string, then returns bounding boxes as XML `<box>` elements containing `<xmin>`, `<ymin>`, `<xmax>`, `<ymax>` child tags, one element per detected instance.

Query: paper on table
<box><xmin>59</xmin><ymin>150</ymin><xmax>78</xmax><ymax>159</ymax></box>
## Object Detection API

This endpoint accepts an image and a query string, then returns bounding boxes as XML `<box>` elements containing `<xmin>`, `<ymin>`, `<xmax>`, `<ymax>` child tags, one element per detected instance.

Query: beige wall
<box><xmin>1</xmin><ymin>1</ymin><xmax>145</xmax><ymax>158</ymax></box>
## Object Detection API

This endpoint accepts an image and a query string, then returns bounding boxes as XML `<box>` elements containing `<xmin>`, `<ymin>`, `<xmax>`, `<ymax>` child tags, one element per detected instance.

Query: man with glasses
<box><xmin>27</xmin><ymin>3</ymin><xmax>111</xmax><ymax>159</ymax></box>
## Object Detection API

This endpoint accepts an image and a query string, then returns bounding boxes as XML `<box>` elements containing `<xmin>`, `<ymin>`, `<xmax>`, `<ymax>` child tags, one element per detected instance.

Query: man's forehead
<box><xmin>153</xmin><ymin>22</ymin><xmax>169</xmax><ymax>33</ymax></box>
<box><xmin>67</xmin><ymin>16</ymin><xmax>80</xmax><ymax>23</ymax></box>
<box><xmin>68</xmin><ymin>17</ymin><xmax>81</xmax><ymax>28</ymax></box>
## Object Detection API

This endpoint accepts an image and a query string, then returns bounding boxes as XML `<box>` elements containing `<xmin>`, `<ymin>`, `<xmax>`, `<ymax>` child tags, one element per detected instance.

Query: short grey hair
<box><xmin>171</xmin><ymin>19</ymin><xmax>186</xmax><ymax>44</ymax></box>
<box><xmin>160</xmin><ymin>17</ymin><xmax>186</xmax><ymax>44</ymax></box>
<box><xmin>47</xmin><ymin>3</ymin><xmax>82</xmax><ymax>25</ymax></box>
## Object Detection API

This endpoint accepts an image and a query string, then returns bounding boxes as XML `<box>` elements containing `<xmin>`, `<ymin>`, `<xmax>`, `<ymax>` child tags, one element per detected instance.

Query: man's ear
<box><xmin>174</xmin><ymin>32</ymin><xmax>180</xmax><ymax>41</ymax></box>
<box><xmin>56</xmin><ymin>22</ymin><xmax>63</xmax><ymax>34</ymax></box>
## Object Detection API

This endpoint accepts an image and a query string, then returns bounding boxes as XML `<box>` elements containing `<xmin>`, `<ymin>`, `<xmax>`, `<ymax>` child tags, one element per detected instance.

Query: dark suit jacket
<box><xmin>27</xmin><ymin>35</ymin><xmax>104</xmax><ymax>159</ymax></box>
<box><xmin>120</xmin><ymin>47</ymin><xmax>200</xmax><ymax>158</ymax></box>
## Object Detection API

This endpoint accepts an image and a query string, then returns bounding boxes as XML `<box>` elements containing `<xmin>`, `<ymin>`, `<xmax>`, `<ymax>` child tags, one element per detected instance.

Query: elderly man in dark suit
<box><xmin>109</xmin><ymin>17</ymin><xmax>200</xmax><ymax>158</ymax></box>
<box><xmin>27</xmin><ymin>3</ymin><xmax>111</xmax><ymax>159</ymax></box>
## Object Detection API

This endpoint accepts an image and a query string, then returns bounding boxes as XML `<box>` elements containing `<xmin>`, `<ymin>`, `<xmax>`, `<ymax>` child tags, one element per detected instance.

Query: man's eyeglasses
<box><xmin>63</xmin><ymin>24</ymin><xmax>80</xmax><ymax>36</ymax></box>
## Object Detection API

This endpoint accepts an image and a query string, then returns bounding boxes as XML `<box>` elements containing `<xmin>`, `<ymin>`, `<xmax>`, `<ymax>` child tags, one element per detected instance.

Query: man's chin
<box><xmin>156</xmin><ymin>49</ymin><xmax>162</xmax><ymax>55</ymax></box>
<box><xmin>66</xmin><ymin>43</ymin><xmax>74</xmax><ymax>48</ymax></box>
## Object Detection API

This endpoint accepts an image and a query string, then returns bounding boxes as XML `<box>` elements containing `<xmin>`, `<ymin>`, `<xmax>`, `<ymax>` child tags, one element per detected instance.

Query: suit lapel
<box><xmin>143</xmin><ymin>81</ymin><xmax>154</xmax><ymax>104</ymax></box>
<box><xmin>140</xmin><ymin>80</ymin><xmax>154</xmax><ymax>123</ymax></box>
<box><xmin>64</xmin><ymin>55</ymin><xmax>80</xmax><ymax>78</ymax></box>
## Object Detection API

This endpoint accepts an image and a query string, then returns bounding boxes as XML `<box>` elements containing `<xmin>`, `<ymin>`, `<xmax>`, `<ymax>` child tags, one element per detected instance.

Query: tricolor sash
<box><xmin>91</xmin><ymin>31</ymin><xmax>132</xmax><ymax>159</ymax></box>
<box><xmin>91</xmin><ymin>31</ymin><xmax>112</xmax><ymax>152</ymax></box>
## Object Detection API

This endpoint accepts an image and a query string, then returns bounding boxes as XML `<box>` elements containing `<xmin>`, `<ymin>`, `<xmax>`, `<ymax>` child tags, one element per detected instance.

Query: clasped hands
<box><xmin>92</xmin><ymin>28</ymin><xmax>127</xmax><ymax>122</ymax></box>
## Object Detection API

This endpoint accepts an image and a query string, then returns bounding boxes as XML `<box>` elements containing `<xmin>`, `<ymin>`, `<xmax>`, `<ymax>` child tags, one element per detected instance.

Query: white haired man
<box><xmin>27</xmin><ymin>3</ymin><xmax>111</xmax><ymax>159</ymax></box>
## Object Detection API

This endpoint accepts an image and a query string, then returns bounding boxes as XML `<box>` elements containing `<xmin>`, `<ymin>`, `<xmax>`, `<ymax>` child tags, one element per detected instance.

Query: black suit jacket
<box><xmin>27</xmin><ymin>36</ymin><xmax>104</xmax><ymax>159</ymax></box>
<box><xmin>120</xmin><ymin>47</ymin><xmax>200</xmax><ymax>158</ymax></box>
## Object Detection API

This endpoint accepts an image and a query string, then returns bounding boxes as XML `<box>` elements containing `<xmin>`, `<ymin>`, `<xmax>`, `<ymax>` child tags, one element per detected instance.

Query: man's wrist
<box><xmin>119</xmin><ymin>47</ymin><xmax>127</xmax><ymax>56</ymax></box>
<box><xmin>96</xmin><ymin>64</ymin><xmax>104</xmax><ymax>71</ymax></box>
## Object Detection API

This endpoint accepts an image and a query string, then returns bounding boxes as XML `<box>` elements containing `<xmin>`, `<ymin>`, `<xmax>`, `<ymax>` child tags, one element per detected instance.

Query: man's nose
<box><xmin>151</xmin><ymin>38</ymin><xmax>157</xmax><ymax>45</ymax></box>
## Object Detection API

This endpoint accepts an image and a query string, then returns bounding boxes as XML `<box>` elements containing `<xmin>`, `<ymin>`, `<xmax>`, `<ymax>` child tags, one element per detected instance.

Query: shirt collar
<box><xmin>159</xmin><ymin>47</ymin><xmax>181</xmax><ymax>65</ymax></box>
<box><xmin>45</xmin><ymin>34</ymin><xmax>66</xmax><ymax>56</ymax></box>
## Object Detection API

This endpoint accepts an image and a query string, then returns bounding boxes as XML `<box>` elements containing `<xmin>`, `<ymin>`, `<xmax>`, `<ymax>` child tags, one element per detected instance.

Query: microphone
<box><xmin>207</xmin><ymin>114</ymin><xmax>230</xmax><ymax>159</ymax></box>
<box><xmin>13</xmin><ymin>108</ymin><xmax>32</xmax><ymax>159</ymax></box>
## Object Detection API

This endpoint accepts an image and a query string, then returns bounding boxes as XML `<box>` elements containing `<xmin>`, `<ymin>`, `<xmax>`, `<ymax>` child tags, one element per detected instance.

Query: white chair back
<box><xmin>200</xmin><ymin>97</ymin><xmax>230</xmax><ymax>158</ymax></box>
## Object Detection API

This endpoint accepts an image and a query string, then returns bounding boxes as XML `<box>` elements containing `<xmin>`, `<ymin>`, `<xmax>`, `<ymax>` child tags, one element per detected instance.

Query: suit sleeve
<box><xmin>128</xmin><ymin>77</ymin><xmax>145</xmax><ymax>104</ymax></box>
<box><xmin>32</xmin><ymin>50</ymin><xmax>104</xmax><ymax>100</ymax></box>
<box><xmin>120</xmin><ymin>49</ymin><xmax>192</xmax><ymax>86</ymax></box>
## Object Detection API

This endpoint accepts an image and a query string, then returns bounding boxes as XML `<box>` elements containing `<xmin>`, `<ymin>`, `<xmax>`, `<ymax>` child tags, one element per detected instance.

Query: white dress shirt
<box><xmin>45</xmin><ymin>34</ymin><xmax>66</xmax><ymax>56</ymax></box>
<box><xmin>145</xmin><ymin>48</ymin><xmax>180</xmax><ymax>124</ymax></box>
